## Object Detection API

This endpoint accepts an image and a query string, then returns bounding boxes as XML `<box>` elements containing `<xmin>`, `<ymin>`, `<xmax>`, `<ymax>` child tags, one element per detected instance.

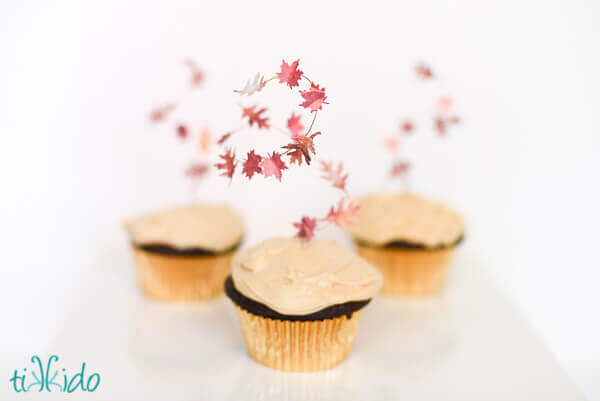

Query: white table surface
<box><xmin>1</xmin><ymin>248</ymin><xmax>584</xmax><ymax>401</ymax></box>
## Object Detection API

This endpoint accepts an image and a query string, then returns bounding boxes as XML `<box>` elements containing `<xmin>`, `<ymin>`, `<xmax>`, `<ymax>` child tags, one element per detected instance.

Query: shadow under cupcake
<box><xmin>123</xmin><ymin>204</ymin><xmax>244</xmax><ymax>302</ymax></box>
<box><xmin>225</xmin><ymin>237</ymin><xmax>382</xmax><ymax>372</ymax></box>
<box><xmin>346</xmin><ymin>192</ymin><xmax>464</xmax><ymax>295</ymax></box>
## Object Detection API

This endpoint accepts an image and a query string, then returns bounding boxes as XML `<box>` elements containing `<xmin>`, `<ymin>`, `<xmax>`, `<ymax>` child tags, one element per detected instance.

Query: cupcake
<box><xmin>225</xmin><ymin>237</ymin><xmax>382</xmax><ymax>372</ymax></box>
<box><xmin>124</xmin><ymin>204</ymin><xmax>244</xmax><ymax>301</ymax></box>
<box><xmin>347</xmin><ymin>192</ymin><xmax>464</xmax><ymax>295</ymax></box>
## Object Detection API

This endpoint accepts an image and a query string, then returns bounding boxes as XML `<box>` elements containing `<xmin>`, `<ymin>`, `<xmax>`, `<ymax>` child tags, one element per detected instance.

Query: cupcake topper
<box><xmin>148</xmin><ymin>59</ymin><xmax>215</xmax><ymax>199</ymax></box>
<box><xmin>384</xmin><ymin>62</ymin><xmax>462</xmax><ymax>186</ymax></box>
<box><xmin>215</xmin><ymin>59</ymin><xmax>357</xmax><ymax>241</ymax></box>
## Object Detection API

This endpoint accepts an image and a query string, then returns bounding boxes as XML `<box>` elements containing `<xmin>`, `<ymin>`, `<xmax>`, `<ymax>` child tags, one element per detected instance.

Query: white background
<box><xmin>0</xmin><ymin>0</ymin><xmax>598</xmax><ymax>399</ymax></box>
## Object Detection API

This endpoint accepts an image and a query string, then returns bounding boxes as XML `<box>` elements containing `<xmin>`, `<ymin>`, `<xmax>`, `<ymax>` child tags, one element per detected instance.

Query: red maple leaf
<box><xmin>149</xmin><ymin>103</ymin><xmax>176</xmax><ymax>122</ymax></box>
<box><xmin>242</xmin><ymin>106</ymin><xmax>270</xmax><ymax>129</ymax></box>
<box><xmin>287</xmin><ymin>113</ymin><xmax>304</xmax><ymax>138</ymax></box>
<box><xmin>434</xmin><ymin>114</ymin><xmax>460</xmax><ymax>136</ymax></box>
<box><xmin>282</xmin><ymin>132</ymin><xmax>321</xmax><ymax>166</ymax></box>
<box><xmin>435</xmin><ymin>98</ymin><xmax>460</xmax><ymax>135</ymax></box>
<box><xmin>321</xmin><ymin>161</ymin><xmax>348</xmax><ymax>192</ymax></box>
<box><xmin>391</xmin><ymin>161</ymin><xmax>411</xmax><ymax>177</ymax></box>
<box><xmin>260</xmin><ymin>152</ymin><xmax>288</xmax><ymax>181</ymax></box>
<box><xmin>217</xmin><ymin>132</ymin><xmax>232</xmax><ymax>145</ymax></box>
<box><xmin>435</xmin><ymin>117</ymin><xmax>447</xmax><ymax>135</ymax></box>
<box><xmin>184</xmin><ymin>58</ymin><xmax>204</xmax><ymax>87</ymax></box>
<box><xmin>324</xmin><ymin>199</ymin><xmax>360</xmax><ymax>227</ymax></box>
<box><xmin>185</xmin><ymin>163</ymin><xmax>209</xmax><ymax>178</ymax></box>
<box><xmin>285</xmin><ymin>147</ymin><xmax>303</xmax><ymax>166</ymax></box>
<box><xmin>401</xmin><ymin>120</ymin><xmax>414</xmax><ymax>133</ymax></box>
<box><xmin>293</xmin><ymin>216</ymin><xmax>317</xmax><ymax>241</ymax></box>
<box><xmin>299</xmin><ymin>83</ymin><xmax>328</xmax><ymax>112</ymax></box>
<box><xmin>415</xmin><ymin>63</ymin><xmax>434</xmax><ymax>79</ymax></box>
<box><xmin>214</xmin><ymin>148</ymin><xmax>237</xmax><ymax>179</ymax></box>
<box><xmin>242</xmin><ymin>150</ymin><xmax>263</xmax><ymax>179</ymax></box>
<box><xmin>176</xmin><ymin>124</ymin><xmax>188</xmax><ymax>139</ymax></box>
<box><xmin>276</xmin><ymin>59</ymin><xmax>303</xmax><ymax>88</ymax></box>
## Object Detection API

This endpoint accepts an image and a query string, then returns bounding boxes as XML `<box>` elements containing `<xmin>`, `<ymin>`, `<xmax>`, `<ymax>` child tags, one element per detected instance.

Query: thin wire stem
<box><xmin>301</xmin><ymin>75</ymin><xmax>314</xmax><ymax>85</ymax></box>
<box><xmin>304</xmin><ymin>112</ymin><xmax>318</xmax><ymax>136</ymax></box>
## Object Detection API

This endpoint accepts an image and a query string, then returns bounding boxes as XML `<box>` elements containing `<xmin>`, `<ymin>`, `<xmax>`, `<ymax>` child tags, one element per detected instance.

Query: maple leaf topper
<box><xmin>287</xmin><ymin>113</ymin><xmax>304</xmax><ymax>138</ymax></box>
<box><xmin>383</xmin><ymin>62</ymin><xmax>463</xmax><ymax>185</ymax></box>
<box><xmin>148</xmin><ymin>59</ymin><xmax>218</xmax><ymax>198</ymax></box>
<box><xmin>216</xmin><ymin>58</ymin><xmax>357</xmax><ymax>241</ymax></box>
<box><xmin>217</xmin><ymin>58</ymin><xmax>330</xmax><ymax>182</ymax></box>
<box><xmin>299</xmin><ymin>83</ymin><xmax>328</xmax><ymax>113</ymax></box>
<box><xmin>276</xmin><ymin>59</ymin><xmax>303</xmax><ymax>88</ymax></box>
<box><xmin>242</xmin><ymin>106</ymin><xmax>270</xmax><ymax>129</ymax></box>
<box><xmin>214</xmin><ymin>148</ymin><xmax>237</xmax><ymax>179</ymax></box>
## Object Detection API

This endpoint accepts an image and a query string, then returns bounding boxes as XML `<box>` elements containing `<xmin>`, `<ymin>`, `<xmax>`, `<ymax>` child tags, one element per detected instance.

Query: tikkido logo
<box><xmin>9</xmin><ymin>355</ymin><xmax>100</xmax><ymax>393</ymax></box>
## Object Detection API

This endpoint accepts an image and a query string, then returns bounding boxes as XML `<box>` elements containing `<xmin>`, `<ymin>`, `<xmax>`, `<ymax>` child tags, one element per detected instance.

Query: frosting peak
<box><xmin>124</xmin><ymin>203</ymin><xmax>244</xmax><ymax>252</ymax></box>
<box><xmin>232</xmin><ymin>237</ymin><xmax>383</xmax><ymax>315</ymax></box>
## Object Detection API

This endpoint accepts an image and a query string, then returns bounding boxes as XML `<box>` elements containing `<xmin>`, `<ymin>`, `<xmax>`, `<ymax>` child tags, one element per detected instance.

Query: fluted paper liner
<box><xmin>133</xmin><ymin>247</ymin><xmax>234</xmax><ymax>301</ymax></box>
<box><xmin>233</xmin><ymin>305</ymin><xmax>362</xmax><ymax>372</ymax></box>
<box><xmin>356</xmin><ymin>244</ymin><xmax>455</xmax><ymax>295</ymax></box>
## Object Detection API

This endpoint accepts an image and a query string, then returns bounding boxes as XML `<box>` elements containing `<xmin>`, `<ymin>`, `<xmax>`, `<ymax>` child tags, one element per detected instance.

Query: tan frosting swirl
<box><xmin>231</xmin><ymin>237</ymin><xmax>383</xmax><ymax>315</ymax></box>
<box><xmin>346</xmin><ymin>192</ymin><xmax>464</xmax><ymax>248</ymax></box>
<box><xmin>124</xmin><ymin>204</ymin><xmax>244</xmax><ymax>252</ymax></box>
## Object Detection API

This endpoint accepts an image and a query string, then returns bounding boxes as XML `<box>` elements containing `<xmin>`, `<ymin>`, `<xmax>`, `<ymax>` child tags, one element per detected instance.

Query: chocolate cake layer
<box><xmin>225</xmin><ymin>276</ymin><xmax>370</xmax><ymax>321</ymax></box>
<box><xmin>358</xmin><ymin>234</ymin><xmax>464</xmax><ymax>251</ymax></box>
<box><xmin>135</xmin><ymin>242</ymin><xmax>240</xmax><ymax>256</ymax></box>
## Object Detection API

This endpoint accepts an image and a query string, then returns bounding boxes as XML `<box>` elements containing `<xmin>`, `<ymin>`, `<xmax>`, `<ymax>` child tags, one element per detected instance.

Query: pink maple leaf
<box><xmin>391</xmin><ymin>161</ymin><xmax>411</xmax><ymax>178</ymax></box>
<box><xmin>299</xmin><ymin>83</ymin><xmax>328</xmax><ymax>112</ymax></box>
<box><xmin>198</xmin><ymin>126</ymin><xmax>212</xmax><ymax>153</ymax></box>
<box><xmin>287</xmin><ymin>113</ymin><xmax>304</xmax><ymax>138</ymax></box>
<box><xmin>242</xmin><ymin>150</ymin><xmax>263</xmax><ymax>179</ymax></box>
<box><xmin>185</xmin><ymin>163</ymin><xmax>209</xmax><ymax>179</ymax></box>
<box><xmin>437</xmin><ymin>97</ymin><xmax>453</xmax><ymax>116</ymax></box>
<box><xmin>242</xmin><ymin>106</ymin><xmax>270</xmax><ymax>129</ymax></box>
<box><xmin>415</xmin><ymin>63</ymin><xmax>434</xmax><ymax>79</ymax></box>
<box><xmin>324</xmin><ymin>200</ymin><xmax>360</xmax><ymax>227</ymax></box>
<box><xmin>260</xmin><ymin>152</ymin><xmax>288</xmax><ymax>181</ymax></box>
<box><xmin>217</xmin><ymin>132</ymin><xmax>232</xmax><ymax>145</ymax></box>
<box><xmin>184</xmin><ymin>58</ymin><xmax>204</xmax><ymax>87</ymax></box>
<box><xmin>321</xmin><ymin>161</ymin><xmax>348</xmax><ymax>192</ymax></box>
<box><xmin>176</xmin><ymin>124</ymin><xmax>188</xmax><ymax>139</ymax></box>
<box><xmin>293</xmin><ymin>216</ymin><xmax>317</xmax><ymax>241</ymax></box>
<box><xmin>276</xmin><ymin>59</ymin><xmax>303</xmax><ymax>88</ymax></box>
<box><xmin>384</xmin><ymin>136</ymin><xmax>400</xmax><ymax>153</ymax></box>
<box><xmin>214</xmin><ymin>148</ymin><xmax>237</xmax><ymax>179</ymax></box>
<box><xmin>150</xmin><ymin>103</ymin><xmax>177</xmax><ymax>122</ymax></box>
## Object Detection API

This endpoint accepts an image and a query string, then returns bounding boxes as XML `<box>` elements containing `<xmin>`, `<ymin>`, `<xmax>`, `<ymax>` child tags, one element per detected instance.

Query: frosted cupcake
<box><xmin>124</xmin><ymin>204</ymin><xmax>244</xmax><ymax>301</ymax></box>
<box><xmin>347</xmin><ymin>193</ymin><xmax>464</xmax><ymax>295</ymax></box>
<box><xmin>225</xmin><ymin>237</ymin><xmax>382</xmax><ymax>372</ymax></box>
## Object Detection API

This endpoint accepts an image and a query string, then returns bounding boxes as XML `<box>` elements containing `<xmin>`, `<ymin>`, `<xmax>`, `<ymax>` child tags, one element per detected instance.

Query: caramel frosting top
<box><xmin>124</xmin><ymin>204</ymin><xmax>244</xmax><ymax>252</ymax></box>
<box><xmin>346</xmin><ymin>192</ymin><xmax>464</xmax><ymax>248</ymax></box>
<box><xmin>231</xmin><ymin>237</ymin><xmax>383</xmax><ymax>315</ymax></box>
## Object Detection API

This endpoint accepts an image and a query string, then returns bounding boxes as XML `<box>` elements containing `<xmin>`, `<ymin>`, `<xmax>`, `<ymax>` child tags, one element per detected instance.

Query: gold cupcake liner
<box><xmin>233</xmin><ymin>305</ymin><xmax>362</xmax><ymax>372</ymax></box>
<box><xmin>355</xmin><ymin>243</ymin><xmax>455</xmax><ymax>295</ymax></box>
<box><xmin>132</xmin><ymin>247</ymin><xmax>234</xmax><ymax>302</ymax></box>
